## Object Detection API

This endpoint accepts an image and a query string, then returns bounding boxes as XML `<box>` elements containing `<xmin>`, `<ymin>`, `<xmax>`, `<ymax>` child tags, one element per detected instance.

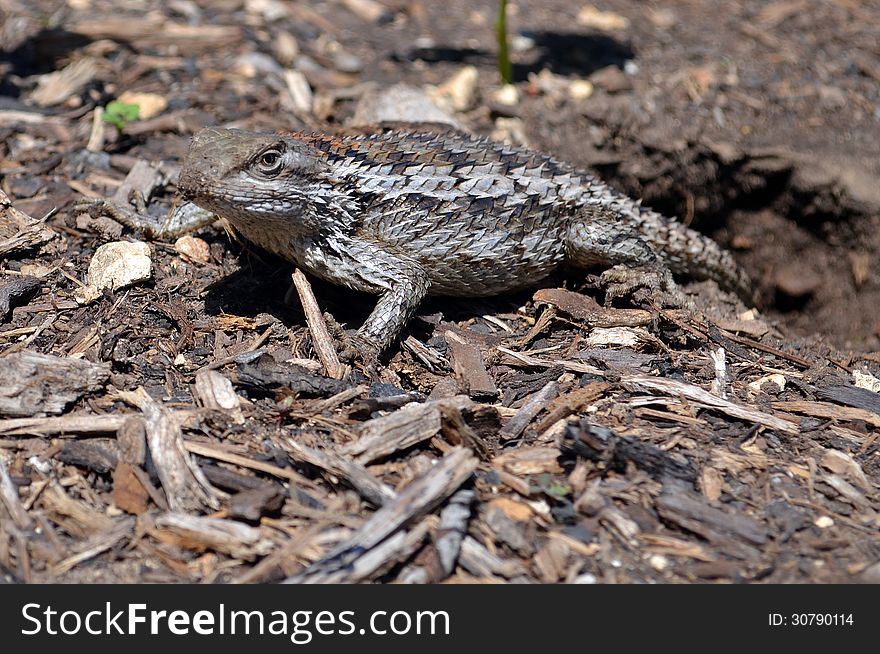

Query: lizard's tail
<box><xmin>632</xmin><ymin>204</ymin><xmax>753</xmax><ymax>302</ymax></box>
<box><xmin>579</xmin><ymin>186</ymin><xmax>754</xmax><ymax>301</ymax></box>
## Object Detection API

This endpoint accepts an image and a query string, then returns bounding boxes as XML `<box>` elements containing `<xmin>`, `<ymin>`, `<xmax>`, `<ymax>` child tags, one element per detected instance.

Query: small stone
<box><xmin>273</xmin><ymin>31</ymin><xmax>299</xmax><ymax>67</ymax></box>
<box><xmin>574</xmin><ymin>484</ymin><xmax>606</xmax><ymax>516</ymax></box>
<box><xmin>648</xmin><ymin>8</ymin><xmax>676</xmax><ymax>29</ymax></box>
<box><xmin>859</xmin><ymin>561</ymin><xmax>880</xmax><ymax>584</ymax></box>
<box><xmin>429</xmin><ymin>66</ymin><xmax>479</xmax><ymax>112</ymax></box>
<box><xmin>528</xmin><ymin>69</ymin><xmax>567</xmax><ymax>96</ymax></box>
<box><xmin>747</xmin><ymin>373</ymin><xmax>787</xmax><ymax>395</ymax></box>
<box><xmin>490</xmin><ymin>117</ymin><xmax>528</xmax><ymax>147</ymax></box>
<box><xmin>814</xmin><ymin>516</ymin><xmax>834</xmax><ymax>529</ymax></box>
<box><xmin>281</xmin><ymin>69</ymin><xmax>313</xmax><ymax>115</ymax></box>
<box><xmin>7</xmin><ymin>174</ymin><xmax>43</xmax><ymax>199</ymax></box>
<box><xmin>244</xmin><ymin>0</ymin><xmax>290</xmax><ymax>21</ymax></box>
<box><xmin>234</xmin><ymin>51</ymin><xmax>283</xmax><ymax>78</ymax></box>
<box><xmin>590</xmin><ymin>65</ymin><xmax>633</xmax><ymax>93</ymax></box>
<box><xmin>649</xmin><ymin>554</ymin><xmax>668</xmax><ymax>571</ymax></box>
<box><xmin>116</xmin><ymin>91</ymin><xmax>167</xmax><ymax>120</ymax></box>
<box><xmin>510</xmin><ymin>33</ymin><xmax>536</xmax><ymax>53</ymax></box>
<box><xmin>568</xmin><ymin>79</ymin><xmax>594</xmax><ymax>100</ymax></box>
<box><xmin>818</xmin><ymin>84</ymin><xmax>846</xmax><ymax>109</ymax></box>
<box><xmin>341</xmin><ymin>0</ymin><xmax>393</xmax><ymax>23</ymax></box>
<box><xmin>174</xmin><ymin>235</ymin><xmax>211</xmax><ymax>264</ymax></box>
<box><xmin>848</xmin><ymin>252</ymin><xmax>870</xmax><ymax>289</ymax></box>
<box><xmin>576</xmin><ymin>5</ymin><xmax>630</xmax><ymax>31</ymax></box>
<box><xmin>332</xmin><ymin>49</ymin><xmax>363</xmax><ymax>74</ymax></box>
<box><xmin>492</xmin><ymin>84</ymin><xmax>520</xmax><ymax>106</ymax></box>
<box><xmin>774</xmin><ymin>265</ymin><xmax>820</xmax><ymax>297</ymax></box>
<box><xmin>86</xmin><ymin>240</ymin><xmax>152</xmax><ymax>293</ymax></box>
<box><xmin>350</xmin><ymin>83</ymin><xmax>459</xmax><ymax>127</ymax></box>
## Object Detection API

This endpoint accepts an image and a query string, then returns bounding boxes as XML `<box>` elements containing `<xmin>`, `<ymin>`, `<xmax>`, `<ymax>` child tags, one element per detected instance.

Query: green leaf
<box><xmin>528</xmin><ymin>474</ymin><xmax>572</xmax><ymax>500</ymax></box>
<box><xmin>545</xmin><ymin>481</ymin><xmax>571</xmax><ymax>499</ymax></box>
<box><xmin>102</xmin><ymin>100</ymin><xmax>140</xmax><ymax>130</ymax></box>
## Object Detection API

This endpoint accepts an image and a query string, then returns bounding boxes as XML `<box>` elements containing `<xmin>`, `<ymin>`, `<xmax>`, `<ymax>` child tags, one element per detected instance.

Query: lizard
<box><xmin>176</xmin><ymin>123</ymin><xmax>751</xmax><ymax>362</ymax></box>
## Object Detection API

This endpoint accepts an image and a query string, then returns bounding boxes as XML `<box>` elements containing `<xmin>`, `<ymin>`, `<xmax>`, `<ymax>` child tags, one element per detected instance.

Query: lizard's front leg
<box><xmin>314</xmin><ymin>237</ymin><xmax>429</xmax><ymax>362</ymax></box>
<box><xmin>351</xmin><ymin>272</ymin><xmax>429</xmax><ymax>361</ymax></box>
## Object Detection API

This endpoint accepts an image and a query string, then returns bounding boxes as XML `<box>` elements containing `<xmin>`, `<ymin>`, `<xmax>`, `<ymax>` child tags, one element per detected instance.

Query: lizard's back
<box><xmin>305</xmin><ymin>125</ymin><xmax>748</xmax><ymax>298</ymax></box>
<box><xmin>304</xmin><ymin>126</ymin><xmax>593</xmax><ymax>295</ymax></box>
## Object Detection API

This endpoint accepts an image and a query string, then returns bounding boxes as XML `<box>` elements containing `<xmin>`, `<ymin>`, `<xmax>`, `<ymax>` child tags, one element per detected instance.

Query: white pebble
<box><xmin>87</xmin><ymin>240</ymin><xmax>152</xmax><ymax>292</ymax></box>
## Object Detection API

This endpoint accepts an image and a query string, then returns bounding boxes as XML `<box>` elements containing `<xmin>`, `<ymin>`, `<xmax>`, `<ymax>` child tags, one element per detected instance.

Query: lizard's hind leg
<box><xmin>565</xmin><ymin>210</ymin><xmax>683</xmax><ymax>306</ymax></box>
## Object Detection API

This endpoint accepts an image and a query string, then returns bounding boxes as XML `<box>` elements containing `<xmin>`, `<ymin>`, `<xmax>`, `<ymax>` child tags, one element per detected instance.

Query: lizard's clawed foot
<box><xmin>316</xmin><ymin>314</ymin><xmax>380</xmax><ymax>378</ymax></box>
<box><xmin>598</xmin><ymin>264</ymin><xmax>691</xmax><ymax>309</ymax></box>
<box><xmin>321</xmin><ymin>314</ymin><xmax>379</xmax><ymax>376</ymax></box>
<box><xmin>337</xmin><ymin>330</ymin><xmax>382</xmax><ymax>378</ymax></box>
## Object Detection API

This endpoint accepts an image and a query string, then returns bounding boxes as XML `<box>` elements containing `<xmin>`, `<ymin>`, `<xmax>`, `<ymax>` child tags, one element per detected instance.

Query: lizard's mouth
<box><xmin>176</xmin><ymin>168</ymin><xmax>205</xmax><ymax>203</ymax></box>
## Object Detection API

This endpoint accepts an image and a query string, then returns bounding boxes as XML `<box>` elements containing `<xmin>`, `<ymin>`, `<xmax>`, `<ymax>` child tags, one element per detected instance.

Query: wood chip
<box><xmin>445</xmin><ymin>330</ymin><xmax>497</xmax><ymax>398</ymax></box>
<box><xmin>118</xmin><ymin>387</ymin><xmax>221</xmax><ymax>512</ymax></box>
<box><xmin>112</xmin><ymin>462</ymin><xmax>151</xmax><ymax>515</ymax></box>
<box><xmin>0</xmin><ymin>275</ymin><xmax>41</xmax><ymax>320</ymax></box>
<box><xmin>194</xmin><ymin>369</ymin><xmax>244</xmax><ymax>424</ymax></box>
<box><xmin>291</xmin><ymin>268</ymin><xmax>346</xmax><ymax>379</ymax></box>
<box><xmin>343</xmin><ymin>395</ymin><xmax>474</xmax><ymax>464</ymax></box>
<box><xmin>0</xmin><ymin>453</ymin><xmax>32</xmax><ymax>529</ymax></box>
<box><xmin>40</xmin><ymin>482</ymin><xmax>114</xmax><ymax>538</ymax></box>
<box><xmin>50</xmin><ymin>517</ymin><xmax>134</xmax><ymax>576</ymax></box>
<box><xmin>0</xmin><ymin>352</ymin><xmax>110</xmax><ymax>417</ymax></box>
<box><xmin>625</xmin><ymin>375</ymin><xmax>800</xmax><ymax>434</ymax></box>
<box><xmin>494</xmin><ymin>445</ymin><xmax>562</xmax><ymax>475</ymax></box>
<box><xmin>533</xmin><ymin>536</ymin><xmax>571</xmax><ymax>582</ymax></box>
<box><xmin>0</xmin><ymin>189</ymin><xmax>56</xmax><ymax>257</ymax></box>
<box><xmin>0</xmin><ymin>413</ymin><xmax>128</xmax><ymax>437</ymax></box>
<box><xmin>656</xmin><ymin>490</ymin><xmax>768</xmax><ymax>560</ymax></box>
<box><xmin>183</xmin><ymin>441</ymin><xmax>315</xmax><ymax>492</ymax></box>
<box><xmin>500</xmin><ymin>380</ymin><xmax>559</xmax><ymax>441</ymax></box>
<box><xmin>534</xmin><ymin>288</ymin><xmax>670</xmax><ymax>327</ymax></box>
<box><xmin>70</xmin><ymin>19</ymin><xmax>243</xmax><ymax>53</ymax></box>
<box><xmin>149</xmin><ymin>512</ymin><xmax>273</xmax><ymax>560</ymax></box>
<box><xmin>772</xmin><ymin>400</ymin><xmax>880</xmax><ymax>428</ymax></box>
<box><xmin>817</xmin><ymin>384</ymin><xmax>880</xmax><ymax>416</ymax></box>
<box><xmin>286</xmin><ymin>447</ymin><xmax>478</xmax><ymax>583</ymax></box>
<box><xmin>30</xmin><ymin>58</ymin><xmax>98</xmax><ymax>107</ymax></box>
<box><xmin>286</xmin><ymin>437</ymin><xmax>395</xmax><ymax>507</ymax></box>
<box><xmin>458</xmin><ymin>535</ymin><xmax>526</xmax><ymax>579</ymax></box>
<box><xmin>820</xmin><ymin>449</ymin><xmax>872</xmax><ymax>491</ymax></box>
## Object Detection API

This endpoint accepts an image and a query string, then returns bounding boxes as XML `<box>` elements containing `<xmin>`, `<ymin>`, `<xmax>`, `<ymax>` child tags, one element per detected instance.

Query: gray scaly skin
<box><xmin>177</xmin><ymin>124</ymin><xmax>750</xmax><ymax>360</ymax></box>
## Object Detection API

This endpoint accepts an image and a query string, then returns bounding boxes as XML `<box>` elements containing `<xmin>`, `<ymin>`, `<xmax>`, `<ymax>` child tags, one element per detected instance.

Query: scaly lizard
<box><xmin>177</xmin><ymin>123</ymin><xmax>750</xmax><ymax>360</ymax></box>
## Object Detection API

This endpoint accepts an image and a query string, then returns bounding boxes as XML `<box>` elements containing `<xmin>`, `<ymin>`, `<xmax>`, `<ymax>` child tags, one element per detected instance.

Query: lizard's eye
<box><xmin>256</xmin><ymin>149</ymin><xmax>283</xmax><ymax>176</ymax></box>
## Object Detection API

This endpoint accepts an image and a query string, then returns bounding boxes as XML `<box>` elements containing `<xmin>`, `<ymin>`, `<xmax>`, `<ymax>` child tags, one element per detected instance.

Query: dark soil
<box><xmin>0</xmin><ymin>0</ymin><xmax>879</xmax><ymax>584</ymax></box>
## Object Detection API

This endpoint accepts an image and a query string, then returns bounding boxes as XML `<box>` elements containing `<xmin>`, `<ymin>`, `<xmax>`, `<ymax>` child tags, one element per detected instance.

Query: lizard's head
<box><xmin>178</xmin><ymin>128</ymin><xmax>329</xmax><ymax>230</ymax></box>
